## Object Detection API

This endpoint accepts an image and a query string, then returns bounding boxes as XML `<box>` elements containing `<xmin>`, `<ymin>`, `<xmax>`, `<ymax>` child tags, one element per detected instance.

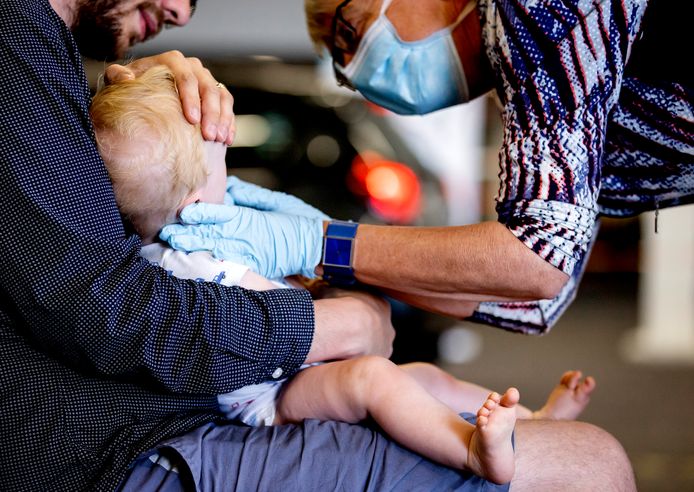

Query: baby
<box><xmin>90</xmin><ymin>66</ymin><xmax>596</xmax><ymax>485</ymax></box>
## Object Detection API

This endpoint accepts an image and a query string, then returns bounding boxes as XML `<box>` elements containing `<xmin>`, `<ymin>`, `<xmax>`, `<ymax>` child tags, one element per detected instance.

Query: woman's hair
<box><xmin>90</xmin><ymin>65</ymin><xmax>208</xmax><ymax>240</ymax></box>
<box><xmin>304</xmin><ymin>0</ymin><xmax>375</xmax><ymax>55</ymax></box>
<box><xmin>304</xmin><ymin>0</ymin><xmax>339</xmax><ymax>52</ymax></box>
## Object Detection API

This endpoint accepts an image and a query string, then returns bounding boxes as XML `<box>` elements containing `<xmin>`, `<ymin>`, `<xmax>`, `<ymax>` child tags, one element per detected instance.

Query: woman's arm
<box><xmin>351</xmin><ymin>221</ymin><xmax>568</xmax><ymax>302</ymax></box>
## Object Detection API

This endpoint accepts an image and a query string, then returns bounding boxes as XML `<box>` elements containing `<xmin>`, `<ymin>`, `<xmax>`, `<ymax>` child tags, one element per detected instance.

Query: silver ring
<box><xmin>215</xmin><ymin>82</ymin><xmax>225</xmax><ymax>90</ymax></box>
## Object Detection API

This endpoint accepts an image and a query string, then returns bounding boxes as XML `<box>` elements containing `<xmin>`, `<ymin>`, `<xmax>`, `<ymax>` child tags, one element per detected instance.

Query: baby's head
<box><xmin>90</xmin><ymin>65</ymin><xmax>227</xmax><ymax>243</ymax></box>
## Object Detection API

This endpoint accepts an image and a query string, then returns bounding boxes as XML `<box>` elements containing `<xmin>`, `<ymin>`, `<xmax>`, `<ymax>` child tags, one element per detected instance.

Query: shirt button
<box><xmin>271</xmin><ymin>368</ymin><xmax>283</xmax><ymax>379</ymax></box>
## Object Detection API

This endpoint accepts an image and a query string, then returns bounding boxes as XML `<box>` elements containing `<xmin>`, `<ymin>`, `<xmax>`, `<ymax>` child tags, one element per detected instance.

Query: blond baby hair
<box><xmin>90</xmin><ymin>65</ymin><xmax>208</xmax><ymax>240</ymax></box>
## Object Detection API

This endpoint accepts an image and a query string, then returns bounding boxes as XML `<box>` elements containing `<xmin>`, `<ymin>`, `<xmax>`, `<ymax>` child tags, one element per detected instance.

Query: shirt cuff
<box><xmin>497</xmin><ymin>199</ymin><xmax>597</xmax><ymax>276</ymax></box>
<box><xmin>470</xmin><ymin>218</ymin><xmax>599</xmax><ymax>334</ymax></box>
<box><xmin>239</xmin><ymin>287</ymin><xmax>315</xmax><ymax>381</ymax></box>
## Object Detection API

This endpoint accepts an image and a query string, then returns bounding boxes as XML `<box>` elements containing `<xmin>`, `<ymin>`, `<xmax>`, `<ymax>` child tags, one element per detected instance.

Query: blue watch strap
<box><xmin>322</xmin><ymin>220</ymin><xmax>359</xmax><ymax>287</ymax></box>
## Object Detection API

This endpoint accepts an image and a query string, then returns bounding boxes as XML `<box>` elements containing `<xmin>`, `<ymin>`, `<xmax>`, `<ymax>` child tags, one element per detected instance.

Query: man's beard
<box><xmin>72</xmin><ymin>0</ymin><xmax>129</xmax><ymax>61</ymax></box>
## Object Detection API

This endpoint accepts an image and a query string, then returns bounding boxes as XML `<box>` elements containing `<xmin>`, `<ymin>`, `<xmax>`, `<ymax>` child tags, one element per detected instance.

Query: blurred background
<box><xmin>86</xmin><ymin>1</ymin><xmax>694</xmax><ymax>489</ymax></box>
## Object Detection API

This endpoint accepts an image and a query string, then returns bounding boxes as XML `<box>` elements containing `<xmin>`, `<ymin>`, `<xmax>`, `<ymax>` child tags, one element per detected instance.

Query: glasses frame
<box><xmin>330</xmin><ymin>0</ymin><xmax>359</xmax><ymax>90</ymax></box>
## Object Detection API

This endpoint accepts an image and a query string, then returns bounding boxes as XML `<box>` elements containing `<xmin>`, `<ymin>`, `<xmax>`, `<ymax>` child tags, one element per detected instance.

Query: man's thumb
<box><xmin>103</xmin><ymin>64</ymin><xmax>136</xmax><ymax>85</ymax></box>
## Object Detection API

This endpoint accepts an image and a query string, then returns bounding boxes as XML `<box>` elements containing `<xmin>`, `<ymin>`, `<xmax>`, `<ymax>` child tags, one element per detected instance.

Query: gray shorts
<box><xmin>117</xmin><ymin>414</ymin><xmax>511</xmax><ymax>492</ymax></box>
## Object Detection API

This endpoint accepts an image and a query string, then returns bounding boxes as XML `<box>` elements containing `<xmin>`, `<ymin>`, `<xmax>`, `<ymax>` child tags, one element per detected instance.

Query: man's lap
<box><xmin>119</xmin><ymin>415</ymin><xmax>510</xmax><ymax>491</ymax></box>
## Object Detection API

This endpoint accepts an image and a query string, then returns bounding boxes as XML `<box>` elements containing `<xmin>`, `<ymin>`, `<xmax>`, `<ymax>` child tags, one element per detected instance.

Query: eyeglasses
<box><xmin>330</xmin><ymin>0</ymin><xmax>358</xmax><ymax>90</ymax></box>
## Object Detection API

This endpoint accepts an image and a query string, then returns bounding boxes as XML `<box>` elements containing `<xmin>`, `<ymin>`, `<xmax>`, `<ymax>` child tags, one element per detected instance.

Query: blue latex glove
<box><xmin>223</xmin><ymin>176</ymin><xmax>330</xmax><ymax>220</ymax></box>
<box><xmin>159</xmin><ymin>202</ymin><xmax>325</xmax><ymax>279</ymax></box>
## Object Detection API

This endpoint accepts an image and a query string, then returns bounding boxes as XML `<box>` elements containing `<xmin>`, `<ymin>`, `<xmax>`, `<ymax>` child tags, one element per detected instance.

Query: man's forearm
<box><xmin>352</xmin><ymin>221</ymin><xmax>569</xmax><ymax>302</ymax></box>
<box><xmin>307</xmin><ymin>294</ymin><xmax>395</xmax><ymax>364</ymax></box>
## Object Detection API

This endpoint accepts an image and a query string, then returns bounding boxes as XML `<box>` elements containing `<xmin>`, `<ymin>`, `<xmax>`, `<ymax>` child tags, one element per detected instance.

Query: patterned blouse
<box><xmin>471</xmin><ymin>0</ymin><xmax>693</xmax><ymax>333</ymax></box>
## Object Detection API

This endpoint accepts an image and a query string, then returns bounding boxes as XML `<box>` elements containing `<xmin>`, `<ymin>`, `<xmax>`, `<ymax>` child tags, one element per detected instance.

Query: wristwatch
<box><xmin>322</xmin><ymin>220</ymin><xmax>359</xmax><ymax>287</ymax></box>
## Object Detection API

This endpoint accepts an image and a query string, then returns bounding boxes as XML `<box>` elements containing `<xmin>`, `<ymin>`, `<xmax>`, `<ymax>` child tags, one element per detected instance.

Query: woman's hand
<box><xmin>104</xmin><ymin>51</ymin><xmax>235</xmax><ymax>144</ymax></box>
<box><xmin>160</xmin><ymin>203</ymin><xmax>325</xmax><ymax>279</ymax></box>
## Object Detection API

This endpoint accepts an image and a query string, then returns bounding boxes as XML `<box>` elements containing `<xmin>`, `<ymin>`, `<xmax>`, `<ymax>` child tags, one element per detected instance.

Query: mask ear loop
<box><xmin>445</xmin><ymin>1</ymin><xmax>478</xmax><ymax>103</ymax></box>
<box><xmin>379</xmin><ymin>0</ymin><xmax>394</xmax><ymax>16</ymax></box>
<box><xmin>331</xmin><ymin>0</ymin><xmax>359</xmax><ymax>89</ymax></box>
<box><xmin>452</xmin><ymin>0</ymin><xmax>478</xmax><ymax>29</ymax></box>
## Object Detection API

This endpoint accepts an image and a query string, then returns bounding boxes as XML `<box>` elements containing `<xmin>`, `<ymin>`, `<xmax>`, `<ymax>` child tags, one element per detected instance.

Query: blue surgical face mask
<box><xmin>335</xmin><ymin>0</ymin><xmax>476</xmax><ymax>115</ymax></box>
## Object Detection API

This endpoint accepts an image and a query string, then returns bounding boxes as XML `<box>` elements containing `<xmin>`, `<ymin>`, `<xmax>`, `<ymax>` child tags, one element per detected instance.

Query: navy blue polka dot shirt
<box><xmin>0</xmin><ymin>1</ymin><xmax>315</xmax><ymax>490</ymax></box>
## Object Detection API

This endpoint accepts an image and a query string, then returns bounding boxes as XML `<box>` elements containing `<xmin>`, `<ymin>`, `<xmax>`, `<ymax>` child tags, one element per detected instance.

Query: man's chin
<box><xmin>77</xmin><ymin>37</ymin><xmax>131</xmax><ymax>62</ymax></box>
<box><xmin>73</xmin><ymin>0</ymin><xmax>131</xmax><ymax>61</ymax></box>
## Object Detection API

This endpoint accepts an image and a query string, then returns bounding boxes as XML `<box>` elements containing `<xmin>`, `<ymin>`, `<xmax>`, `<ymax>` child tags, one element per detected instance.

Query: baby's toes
<box><xmin>478</xmin><ymin>406</ymin><xmax>491</xmax><ymax>419</ymax></box>
<box><xmin>561</xmin><ymin>370</ymin><xmax>582</xmax><ymax>389</ymax></box>
<box><xmin>483</xmin><ymin>397</ymin><xmax>498</xmax><ymax>413</ymax></box>
<box><xmin>576</xmin><ymin>376</ymin><xmax>596</xmax><ymax>400</ymax></box>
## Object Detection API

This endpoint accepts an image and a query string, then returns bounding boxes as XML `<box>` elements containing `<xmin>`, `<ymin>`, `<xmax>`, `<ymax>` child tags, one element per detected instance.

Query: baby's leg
<box><xmin>275</xmin><ymin>356</ymin><xmax>517</xmax><ymax>484</ymax></box>
<box><xmin>533</xmin><ymin>370</ymin><xmax>596</xmax><ymax>420</ymax></box>
<box><xmin>399</xmin><ymin>362</ymin><xmax>534</xmax><ymax>417</ymax></box>
<box><xmin>399</xmin><ymin>363</ymin><xmax>596</xmax><ymax>421</ymax></box>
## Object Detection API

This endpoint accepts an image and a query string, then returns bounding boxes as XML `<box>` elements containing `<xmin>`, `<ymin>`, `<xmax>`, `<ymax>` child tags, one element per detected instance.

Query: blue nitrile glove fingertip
<box><xmin>178</xmin><ymin>203</ymin><xmax>209</xmax><ymax>224</ymax></box>
<box><xmin>224</xmin><ymin>176</ymin><xmax>243</xmax><ymax>203</ymax></box>
<box><xmin>180</xmin><ymin>202</ymin><xmax>239</xmax><ymax>225</ymax></box>
<box><xmin>226</xmin><ymin>175</ymin><xmax>241</xmax><ymax>190</ymax></box>
<box><xmin>225</xmin><ymin>177</ymin><xmax>281</xmax><ymax>211</ymax></box>
<box><xmin>159</xmin><ymin>223</ymin><xmax>185</xmax><ymax>242</ymax></box>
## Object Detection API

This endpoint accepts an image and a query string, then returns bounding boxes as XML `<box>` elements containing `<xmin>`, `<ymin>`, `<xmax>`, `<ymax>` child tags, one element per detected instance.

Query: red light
<box><xmin>365</xmin><ymin>166</ymin><xmax>400</xmax><ymax>200</ymax></box>
<box><xmin>346</xmin><ymin>153</ymin><xmax>372</xmax><ymax>197</ymax></box>
<box><xmin>348</xmin><ymin>151</ymin><xmax>422</xmax><ymax>224</ymax></box>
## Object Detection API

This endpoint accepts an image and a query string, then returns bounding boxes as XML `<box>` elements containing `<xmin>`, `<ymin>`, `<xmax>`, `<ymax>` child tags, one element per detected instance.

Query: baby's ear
<box><xmin>176</xmin><ymin>190</ymin><xmax>202</xmax><ymax>218</ymax></box>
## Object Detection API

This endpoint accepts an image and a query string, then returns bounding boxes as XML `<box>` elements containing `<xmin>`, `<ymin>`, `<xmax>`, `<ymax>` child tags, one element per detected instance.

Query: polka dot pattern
<box><xmin>0</xmin><ymin>1</ymin><xmax>314</xmax><ymax>490</ymax></box>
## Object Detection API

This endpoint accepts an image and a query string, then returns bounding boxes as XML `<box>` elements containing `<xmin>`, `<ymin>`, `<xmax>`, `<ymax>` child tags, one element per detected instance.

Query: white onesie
<box><xmin>141</xmin><ymin>243</ymin><xmax>302</xmax><ymax>426</ymax></box>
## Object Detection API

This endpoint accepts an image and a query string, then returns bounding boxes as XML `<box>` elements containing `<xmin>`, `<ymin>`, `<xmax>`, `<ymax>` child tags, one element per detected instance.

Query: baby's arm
<box><xmin>239</xmin><ymin>270</ymin><xmax>281</xmax><ymax>291</ymax></box>
<box><xmin>141</xmin><ymin>243</ymin><xmax>282</xmax><ymax>290</ymax></box>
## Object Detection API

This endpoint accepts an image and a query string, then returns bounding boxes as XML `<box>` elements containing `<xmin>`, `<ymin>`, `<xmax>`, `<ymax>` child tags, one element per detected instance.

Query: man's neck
<box><xmin>48</xmin><ymin>0</ymin><xmax>78</xmax><ymax>28</ymax></box>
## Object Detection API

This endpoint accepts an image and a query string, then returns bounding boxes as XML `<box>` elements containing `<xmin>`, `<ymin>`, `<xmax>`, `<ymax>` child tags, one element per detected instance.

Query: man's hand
<box><xmin>104</xmin><ymin>51</ymin><xmax>234</xmax><ymax>144</ymax></box>
<box><xmin>309</xmin><ymin>289</ymin><xmax>394</xmax><ymax>363</ymax></box>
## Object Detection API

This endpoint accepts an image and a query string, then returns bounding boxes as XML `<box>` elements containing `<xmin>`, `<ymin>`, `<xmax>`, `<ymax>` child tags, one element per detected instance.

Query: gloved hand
<box><xmin>159</xmin><ymin>202</ymin><xmax>325</xmax><ymax>279</ymax></box>
<box><xmin>223</xmin><ymin>176</ymin><xmax>330</xmax><ymax>220</ymax></box>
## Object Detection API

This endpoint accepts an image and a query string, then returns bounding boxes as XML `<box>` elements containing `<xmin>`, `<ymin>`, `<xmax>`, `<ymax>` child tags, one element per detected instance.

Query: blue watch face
<box><xmin>323</xmin><ymin>237</ymin><xmax>352</xmax><ymax>267</ymax></box>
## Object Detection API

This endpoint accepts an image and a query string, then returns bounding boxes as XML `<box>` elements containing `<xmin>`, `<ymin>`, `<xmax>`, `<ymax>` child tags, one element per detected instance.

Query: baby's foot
<box><xmin>466</xmin><ymin>388</ymin><xmax>519</xmax><ymax>485</ymax></box>
<box><xmin>533</xmin><ymin>370</ymin><xmax>596</xmax><ymax>420</ymax></box>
